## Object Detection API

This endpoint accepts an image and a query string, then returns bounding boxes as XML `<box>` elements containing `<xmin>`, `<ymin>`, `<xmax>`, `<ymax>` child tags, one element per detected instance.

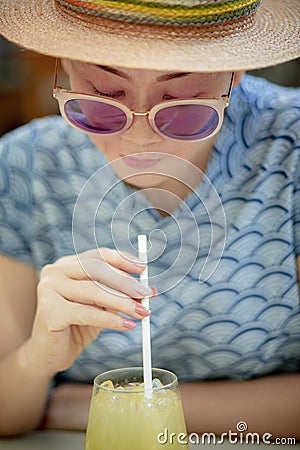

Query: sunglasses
<box><xmin>53</xmin><ymin>60</ymin><xmax>234</xmax><ymax>142</ymax></box>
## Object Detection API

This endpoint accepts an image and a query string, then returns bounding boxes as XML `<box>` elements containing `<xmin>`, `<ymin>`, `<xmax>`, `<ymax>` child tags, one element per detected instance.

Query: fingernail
<box><xmin>135</xmin><ymin>303</ymin><xmax>151</xmax><ymax>316</ymax></box>
<box><xmin>150</xmin><ymin>286</ymin><xmax>158</xmax><ymax>297</ymax></box>
<box><xmin>132</xmin><ymin>258</ymin><xmax>147</xmax><ymax>266</ymax></box>
<box><xmin>122</xmin><ymin>319</ymin><xmax>136</xmax><ymax>329</ymax></box>
<box><xmin>133</xmin><ymin>282</ymin><xmax>153</xmax><ymax>296</ymax></box>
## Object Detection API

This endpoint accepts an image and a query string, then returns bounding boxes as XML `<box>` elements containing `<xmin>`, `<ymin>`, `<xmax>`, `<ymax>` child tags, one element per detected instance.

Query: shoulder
<box><xmin>216</xmin><ymin>76</ymin><xmax>300</xmax><ymax>190</ymax></box>
<box><xmin>225</xmin><ymin>75</ymin><xmax>300</xmax><ymax>158</ymax></box>
<box><xmin>0</xmin><ymin>116</ymin><xmax>108</xmax><ymax>214</ymax></box>
<box><xmin>0</xmin><ymin>116</ymin><xmax>94</xmax><ymax>171</ymax></box>
<box><xmin>237</xmin><ymin>74</ymin><xmax>300</xmax><ymax>105</ymax></box>
<box><xmin>0</xmin><ymin>115</ymin><xmax>70</xmax><ymax>151</ymax></box>
<box><xmin>233</xmin><ymin>75</ymin><xmax>300</xmax><ymax>133</ymax></box>
<box><xmin>0</xmin><ymin>116</ymin><xmax>86</xmax><ymax>163</ymax></box>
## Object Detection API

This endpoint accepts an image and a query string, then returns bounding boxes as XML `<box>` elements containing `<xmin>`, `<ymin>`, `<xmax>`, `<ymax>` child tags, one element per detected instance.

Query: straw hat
<box><xmin>0</xmin><ymin>0</ymin><xmax>299</xmax><ymax>72</ymax></box>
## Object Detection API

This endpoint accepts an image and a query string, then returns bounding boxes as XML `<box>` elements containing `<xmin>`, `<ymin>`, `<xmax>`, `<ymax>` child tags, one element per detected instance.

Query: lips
<box><xmin>120</xmin><ymin>154</ymin><xmax>162</xmax><ymax>169</ymax></box>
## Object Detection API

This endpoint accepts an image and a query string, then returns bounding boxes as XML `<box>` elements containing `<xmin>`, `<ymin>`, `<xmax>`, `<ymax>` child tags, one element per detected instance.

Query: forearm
<box><xmin>0</xmin><ymin>340</ymin><xmax>52</xmax><ymax>436</ymax></box>
<box><xmin>179</xmin><ymin>373</ymin><xmax>300</xmax><ymax>440</ymax></box>
<box><xmin>17</xmin><ymin>372</ymin><xmax>300</xmax><ymax>439</ymax></box>
<box><xmin>42</xmin><ymin>383</ymin><xmax>92</xmax><ymax>431</ymax></box>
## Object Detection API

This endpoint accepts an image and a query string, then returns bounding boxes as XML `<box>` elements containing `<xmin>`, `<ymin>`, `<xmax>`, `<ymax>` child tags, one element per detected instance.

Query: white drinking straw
<box><xmin>138</xmin><ymin>234</ymin><xmax>153</xmax><ymax>399</ymax></box>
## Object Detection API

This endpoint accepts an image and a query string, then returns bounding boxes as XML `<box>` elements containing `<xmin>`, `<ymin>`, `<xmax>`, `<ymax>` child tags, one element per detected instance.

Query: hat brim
<box><xmin>0</xmin><ymin>0</ymin><xmax>299</xmax><ymax>72</ymax></box>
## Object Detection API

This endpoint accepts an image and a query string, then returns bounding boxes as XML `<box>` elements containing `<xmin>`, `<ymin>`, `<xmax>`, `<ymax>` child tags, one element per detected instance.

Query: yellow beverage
<box><xmin>84</xmin><ymin>367</ymin><xmax>188</xmax><ymax>450</ymax></box>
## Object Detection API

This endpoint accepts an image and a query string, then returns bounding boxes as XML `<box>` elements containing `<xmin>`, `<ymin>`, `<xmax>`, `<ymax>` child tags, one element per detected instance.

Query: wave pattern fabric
<box><xmin>0</xmin><ymin>75</ymin><xmax>299</xmax><ymax>382</ymax></box>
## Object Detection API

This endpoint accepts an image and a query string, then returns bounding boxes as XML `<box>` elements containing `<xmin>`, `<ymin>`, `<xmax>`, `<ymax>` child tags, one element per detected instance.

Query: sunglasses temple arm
<box><xmin>53</xmin><ymin>58</ymin><xmax>60</xmax><ymax>90</ymax></box>
<box><xmin>228</xmin><ymin>72</ymin><xmax>235</xmax><ymax>96</ymax></box>
<box><xmin>222</xmin><ymin>71</ymin><xmax>235</xmax><ymax>106</ymax></box>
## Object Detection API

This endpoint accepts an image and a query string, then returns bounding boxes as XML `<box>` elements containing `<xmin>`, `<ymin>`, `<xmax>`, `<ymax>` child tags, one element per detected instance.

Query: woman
<box><xmin>0</xmin><ymin>0</ymin><xmax>299</xmax><ymax>439</ymax></box>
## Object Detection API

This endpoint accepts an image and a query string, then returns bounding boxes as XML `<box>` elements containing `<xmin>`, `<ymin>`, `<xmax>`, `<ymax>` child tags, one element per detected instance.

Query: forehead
<box><xmin>70</xmin><ymin>60</ymin><xmax>220</xmax><ymax>83</ymax></box>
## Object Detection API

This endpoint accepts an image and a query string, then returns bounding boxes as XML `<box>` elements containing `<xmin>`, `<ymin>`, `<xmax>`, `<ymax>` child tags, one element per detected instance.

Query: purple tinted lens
<box><xmin>64</xmin><ymin>99</ymin><xmax>127</xmax><ymax>134</ymax></box>
<box><xmin>154</xmin><ymin>104</ymin><xmax>219</xmax><ymax>140</ymax></box>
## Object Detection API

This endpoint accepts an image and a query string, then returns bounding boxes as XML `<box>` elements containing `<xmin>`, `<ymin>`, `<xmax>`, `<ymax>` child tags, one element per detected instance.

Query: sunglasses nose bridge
<box><xmin>130</xmin><ymin>110</ymin><xmax>153</xmax><ymax>130</ymax></box>
<box><xmin>131</xmin><ymin>111</ymin><xmax>149</xmax><ymax>117</ymax></box>
<box><xmin>122</xmin><ymin>109</ymin><xmax>161</xmax><ymax>144</ymax></box>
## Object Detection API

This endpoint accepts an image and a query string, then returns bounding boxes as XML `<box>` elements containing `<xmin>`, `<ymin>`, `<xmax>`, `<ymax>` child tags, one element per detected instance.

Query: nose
<box><xmin>121</xmin><ymin>111</ymin><xmax>161</xmax><ymax>145</ymax></box>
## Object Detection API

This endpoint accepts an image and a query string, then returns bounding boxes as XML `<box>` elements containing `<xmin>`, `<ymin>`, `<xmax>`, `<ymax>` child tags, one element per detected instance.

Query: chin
<box><xmin>123</xmin><ymin>173</ymin><xmax>167</xmax><ymax>190</ymax></box>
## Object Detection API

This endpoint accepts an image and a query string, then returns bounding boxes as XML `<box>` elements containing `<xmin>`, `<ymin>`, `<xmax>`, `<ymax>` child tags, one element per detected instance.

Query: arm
<box><xmin>179</xmin><ymin>373</ymin><xmax>300</xmax><ymax>439</ymax></box>
<box><xmin>0</xmin><ymin>249</ymin><xmax>152</xmax><ymax>436</ymax></box>
<box><xmin>41</xmin><ymin>383</ymin><xmax>92</xmax><ymax>431</ymax></box>
<box><xmin>0</xmin><ymin>255</ymin><xmax>51</xmax><ymax>435</ymax></box>
<box><xmin>40</xmin><ymin>369</ymin><xmax>300</xmax><ymax>437</ymax></box>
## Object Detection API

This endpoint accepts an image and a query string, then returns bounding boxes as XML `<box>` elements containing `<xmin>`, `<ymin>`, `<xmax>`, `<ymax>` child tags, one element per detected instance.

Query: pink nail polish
<box><xmin>133</xmin><ymin>258</ymin><xmax>147</xmax><ymax>266</ymax></box>
<box><xmin>122</xmin><ymin>319</ymin><xmax>136</xmax><ymax>329</ymax></box>
<box><xmin>135</xmin><ymin>303</ymin><xmax>151</xmax><ymax>316</ymax></box>
<box><xmin>134</xmin><ymin>282</ymin><xmax>153</xmax><ymax>296</ymax></box>
<box><xmin>150</xmin><ymin>286</ymin><xmax>158</xmax><ymax>297</ymax></box>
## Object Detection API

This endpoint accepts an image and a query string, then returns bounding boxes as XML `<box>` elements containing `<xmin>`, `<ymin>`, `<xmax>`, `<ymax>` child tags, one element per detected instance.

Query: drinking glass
<box><xmin>84</xmin><ymin>367</ymin><xmax>188</xmax><ymax>449</ymax></box>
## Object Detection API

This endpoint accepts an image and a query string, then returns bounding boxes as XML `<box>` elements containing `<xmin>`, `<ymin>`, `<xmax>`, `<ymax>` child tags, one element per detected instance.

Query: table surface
<box><xmin>0</xmin><ymin>431</ymin><xmax>298</xmax><ymax>450</ymax></box>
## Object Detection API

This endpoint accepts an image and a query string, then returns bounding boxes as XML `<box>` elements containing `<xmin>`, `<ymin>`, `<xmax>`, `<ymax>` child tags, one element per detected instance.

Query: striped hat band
<box><xmin>56</xmin><ymin>0</ymin><xmax>261</xmax><ymax>26</ymax></box>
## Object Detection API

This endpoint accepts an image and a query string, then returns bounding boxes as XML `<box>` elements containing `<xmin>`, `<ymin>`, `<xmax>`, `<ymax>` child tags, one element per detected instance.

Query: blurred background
<box><xmin>0</xmin><ymin>36</ymin><xmax>299</xmax><ymax>137</ymax></box>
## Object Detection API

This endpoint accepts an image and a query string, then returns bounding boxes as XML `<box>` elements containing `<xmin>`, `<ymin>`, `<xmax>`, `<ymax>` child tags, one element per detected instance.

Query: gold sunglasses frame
<box><xmin>53</xmin><ymin>59</ymin><xmax>234</xmax><ymax>142</ymax></box>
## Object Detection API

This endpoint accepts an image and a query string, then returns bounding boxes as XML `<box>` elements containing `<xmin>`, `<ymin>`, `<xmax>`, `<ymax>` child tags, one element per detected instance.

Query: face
<box><xmin>63</xmin><ymin>60</ymin><xmax>241</xmax><ymax>190</ymax></box>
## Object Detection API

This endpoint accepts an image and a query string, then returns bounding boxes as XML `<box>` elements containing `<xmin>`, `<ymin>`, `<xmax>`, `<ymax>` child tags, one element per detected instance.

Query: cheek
<box><xmin>89</xmin><ymin>135</ymin><xmax>203</xmax><ymax>161</ymax></box>
<box><xmin>89</xmin><ymin>135</ymin><xmax>120</xmax><ymax>160</ymax></box>
<box><xmin>160</xmin><ymin>142</ymin><xmax>203</xmax><ymax>159</ymax></box>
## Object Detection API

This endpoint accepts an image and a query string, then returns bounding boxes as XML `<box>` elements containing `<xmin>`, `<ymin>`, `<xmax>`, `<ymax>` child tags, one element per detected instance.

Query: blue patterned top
<box><xmin>0</xmin><ymin>75</ymin><xmax>300</xmax><ymax>382</ymax></box>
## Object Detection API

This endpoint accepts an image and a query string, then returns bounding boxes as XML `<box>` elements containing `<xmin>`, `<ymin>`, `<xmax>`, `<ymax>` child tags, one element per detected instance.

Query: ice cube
<box><xmin>124</xmin><ymin>382</ymin><xmax>144</xmax><ymax>390</ymax></box>
<box><xmin>100</xmin><ymin>380</ymin><xmax>114</xmax><ymax>389</ymax></box>
<box><xmin>152</xmin><ymin>378</ymin><xmax>164</xmax><ymax>388</ymax></box>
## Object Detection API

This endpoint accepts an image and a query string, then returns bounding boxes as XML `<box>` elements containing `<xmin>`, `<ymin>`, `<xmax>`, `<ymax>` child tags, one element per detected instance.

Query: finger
<box><xmin>45</xmin><ymin>295</ymin><xmax>137</xmax><ymax>332</ymax></box>
<box><xmin>40</xmin><ymin>262</ymin><xmax>156</xmax><ymax>311</ymax></box>
<box><xmin>55</xmin><ymin>248</ymin><xmax>146</xmax><ymax>274</ymax></box>
<box><xmin>99</xmin><ymin>248</ymin><xmax>147</xmax><ymax>272</ymax></box>
<box><xmin>61</xmin><ymin>259</ymin><xmax>154</xmax><ymax>299</ymax></box>
<box><xmin>55</xmin><ymin>278</ymin><xmax>152</xmax><ymax>320</ymax></box>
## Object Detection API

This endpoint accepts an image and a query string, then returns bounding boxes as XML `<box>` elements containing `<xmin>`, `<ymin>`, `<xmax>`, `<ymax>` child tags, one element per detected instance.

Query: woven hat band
<box><xmin>56</xmin><ymin>0</ymin><xmax>261</xmax><ymax>26</ymax></box>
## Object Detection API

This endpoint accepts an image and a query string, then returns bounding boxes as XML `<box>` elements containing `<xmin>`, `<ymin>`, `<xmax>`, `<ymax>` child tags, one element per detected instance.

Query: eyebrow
<box><xmin>96</xmin><ymin>65</ymin><xmax>192</xmax><ymax>82</ymax></box>
<box><xmin>96</xmin><ymin>65</ymin><xmax>130</xmax><ymax>79</ymax></box>
<box><xmin>156</xmin><ymin>72</ymin><xmax>192</xmax><ymax>82</ymax></box>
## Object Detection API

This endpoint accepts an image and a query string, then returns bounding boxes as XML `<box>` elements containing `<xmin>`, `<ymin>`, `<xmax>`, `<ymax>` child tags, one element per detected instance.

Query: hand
<box><xmin>29</xmin><ymin>248</ymin><xmax>155</xmax><ymax>377</ymax></box>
